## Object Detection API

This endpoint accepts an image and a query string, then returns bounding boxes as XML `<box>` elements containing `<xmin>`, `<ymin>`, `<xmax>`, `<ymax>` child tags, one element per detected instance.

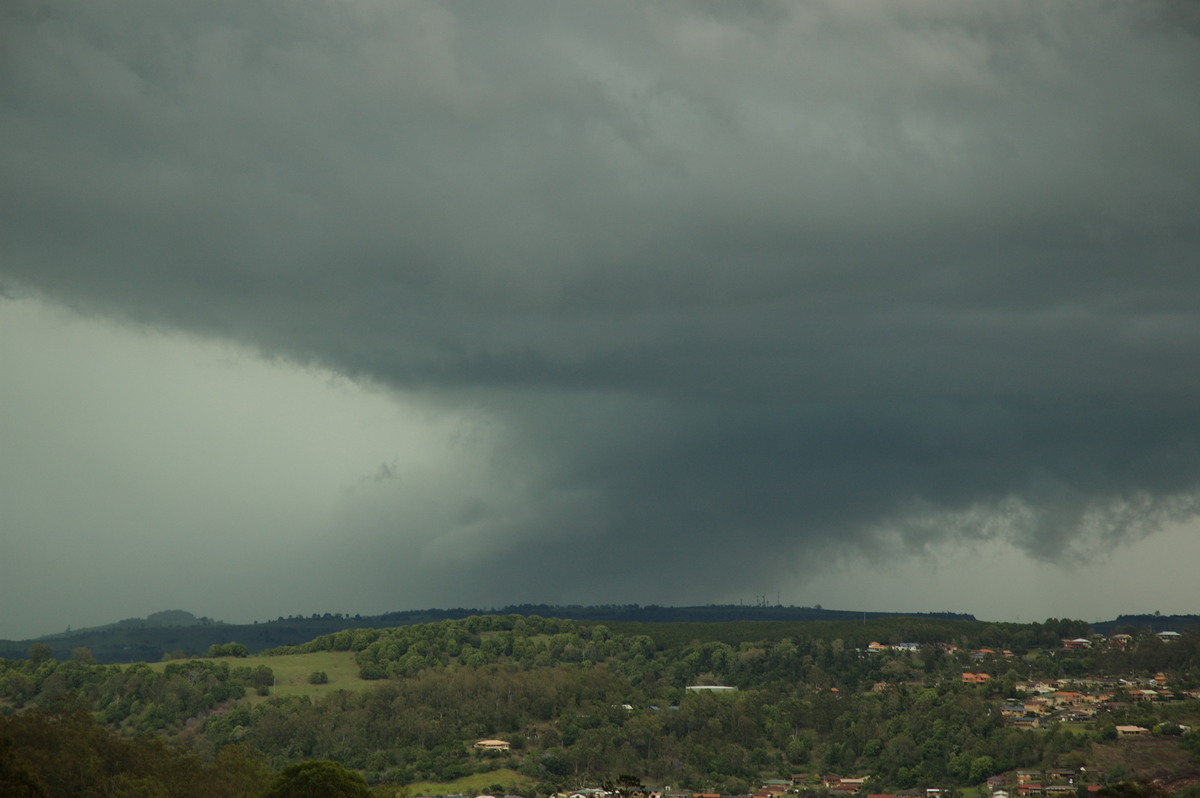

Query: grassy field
<box><xmin>150</xmin><ymin>650</ymin><xmax>373</xmax><ymax>702</ymax></box>
<box><xmin>401</xmin><ymin>767</ymin><xmax>535</xmax><ymax>797</ymax></box>
<box><xmin>1089</xmin><ymin>737</ymin><xmax>1200</xmax><ymax>787</ymax></box>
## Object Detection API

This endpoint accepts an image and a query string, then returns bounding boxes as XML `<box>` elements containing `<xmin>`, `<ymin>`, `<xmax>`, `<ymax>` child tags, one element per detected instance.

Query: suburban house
<box><xmin>473</xmin><ymin>739</ymin><xmax>511</xmax><ymax>752</ymax></box>
<box><xmin>1115</xmin><ymin>725</ymin><xmax>1149</xmax><ymax>737</ymax></box>
<box><xmin>1049</xmin><ymin>691</ymin><xmax>1083</xmax><ymax>707</ymax></box>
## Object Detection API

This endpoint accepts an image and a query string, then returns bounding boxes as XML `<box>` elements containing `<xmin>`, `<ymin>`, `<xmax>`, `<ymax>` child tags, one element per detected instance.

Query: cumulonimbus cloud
<box><xmin>3</xmin><ymin>0</ymin><xmax>1199</xmax><ymax>610</ymax></box>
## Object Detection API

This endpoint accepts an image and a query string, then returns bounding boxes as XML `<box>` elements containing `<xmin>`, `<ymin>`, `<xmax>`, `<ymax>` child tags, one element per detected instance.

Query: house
<box><xmin>1016</xmin><ymin>680</ymin><xmax>1055</xmax><ymax>694</ymax></box>
<box><xmin>1157</xmin><ymin>631</ymin><xmax>1182</xmax><ymax>643</ymax></box>
<box><xmin>1062</xmin><ymin>638</ymin><xmax>1091</xmax><ymax>650</ymax></box>
<box><xmin>962</xmin><ymin>672</ymin><xmax>991</xmax><ymax>684</ymax></box>
<box><xmin>1050</xmin><ymin>691</ymin><xmax>1083</xmax><ymax>707</ymax></box>
<box><xmin>473</xmin><ymin>739</ymin><xmax>511</xmax><ymax>751</ymax></box>
<box><xmin>1115</xmin><ymin>725</ymin><xmax>1149</xmax><ymax>737</ymax></box>
<box><xmin>1023</xmin><ymin>698</ymin><xmax>1050</xmax><ymax>714</ymax></box>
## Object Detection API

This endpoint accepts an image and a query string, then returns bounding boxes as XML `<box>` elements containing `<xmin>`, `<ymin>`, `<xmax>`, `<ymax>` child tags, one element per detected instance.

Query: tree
<box><xmin>207</xmin><ymin>643</ymin><xmax>250</xmax><ymax>658</ymax></box>
<box><xmin>0</xmin><ymin>727</ymin><xmax>48</xmax><ymax>797</ymax></box>
<box><xmin>26</xmin><ymin>644</ymin><xmax>52</xmax><ymax>664</ymax></box>
<box><xmin>968</xmin><ymin>755</ymin><xmax>996</xmax><ymax>784</ymax></box>
<box><xmin>265</xmin><ymin>760</ymin><xmax>372</xmax><ymax>798</ymax></box>
<box><xmin>70</xmin><ymin>647</ymin><xmax>96</xmax><ymax>666</ymax></box>
<box><xmin>308</xmin><ymin>671</ymin><xmax>329</xmax><ymax>685</ymax></box>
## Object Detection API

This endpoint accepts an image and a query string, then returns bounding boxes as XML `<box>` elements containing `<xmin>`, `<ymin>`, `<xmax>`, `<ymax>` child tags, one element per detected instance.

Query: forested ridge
<box><xmin>3</xmin><ymin>614</ymin><xmax>1200</xmax><ymax>796</ymax></box>
<box><xmin>0</xmin><ymin>604</ymin><xmax>981</xmax><ymax>664</ymax></box>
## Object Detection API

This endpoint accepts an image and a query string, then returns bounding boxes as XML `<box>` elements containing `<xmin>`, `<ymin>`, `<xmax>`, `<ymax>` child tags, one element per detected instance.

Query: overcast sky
<box><xmin>3</xmin><ymin>0</ymin><xmax>1199</xmax><ymax>641</ymax></box>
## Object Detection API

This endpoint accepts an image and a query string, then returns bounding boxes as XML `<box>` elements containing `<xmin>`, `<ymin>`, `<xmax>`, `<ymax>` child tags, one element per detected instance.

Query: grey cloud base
<box><xmin>3</xmin><ymin>0</ymin><xmax>1200</xmax><ymax>614</ymax></box>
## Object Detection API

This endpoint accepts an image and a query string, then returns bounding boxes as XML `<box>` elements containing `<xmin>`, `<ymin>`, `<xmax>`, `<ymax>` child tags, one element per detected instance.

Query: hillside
<box><xmin>0</xmin><ymin>604</ymin><xmax>977</xmax><ymax>663</ymax></box>
<box><xmin>5</xmin><ymin>612</ymin><xmax>1200</xmax><ymax>794</ymax></box>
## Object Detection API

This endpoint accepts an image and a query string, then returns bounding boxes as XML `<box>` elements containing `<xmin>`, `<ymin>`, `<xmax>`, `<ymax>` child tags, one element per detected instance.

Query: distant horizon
<box><xmin>8</xmin><ymin>601</ymin><xmax>1196</xmax><ymax>644</ymax></box>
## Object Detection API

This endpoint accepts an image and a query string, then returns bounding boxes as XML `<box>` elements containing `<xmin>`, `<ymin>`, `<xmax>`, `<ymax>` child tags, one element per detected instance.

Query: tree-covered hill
<box><xmin>0</xmin><ymin>605</ymin><xmax>976</xmax><ymax>664</ymax></box>
<box><xmin>6</xmin><ymin>613</ymin><xmax>1200</xmax><ymax>794</ymax></box>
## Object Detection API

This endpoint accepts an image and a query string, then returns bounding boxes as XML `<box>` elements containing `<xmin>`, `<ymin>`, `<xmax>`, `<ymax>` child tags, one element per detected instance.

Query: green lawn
<box><xmin>150</xmin><ymin>650</ymin><xmax>373</xmax><ymax>701</ymax></box>
<box><xmin>401</xmin><ymin>767</ymin><xmax>534</xmax><ymax>797</ymax></box>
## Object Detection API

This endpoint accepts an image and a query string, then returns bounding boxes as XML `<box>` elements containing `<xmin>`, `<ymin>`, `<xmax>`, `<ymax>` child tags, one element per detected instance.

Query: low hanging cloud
<box><xmin>3</xmin><ymin>0</ymin><xmax>1200</xmax><ymax>615</ymax></box>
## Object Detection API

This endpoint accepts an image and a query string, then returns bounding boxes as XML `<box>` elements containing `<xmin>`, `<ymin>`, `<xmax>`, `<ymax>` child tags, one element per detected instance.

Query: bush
<box><xmin>308</xmin><ymin>671</ymin><xmax>329</xmax><ymax>685</ymax></box>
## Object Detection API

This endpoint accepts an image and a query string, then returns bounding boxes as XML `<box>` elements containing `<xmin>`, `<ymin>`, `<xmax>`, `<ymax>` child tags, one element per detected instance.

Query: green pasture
<box><xmin>401</xmin><ymin>767</ymin><xmax>534</xmax><ymax>797</ymax></box>
<box><xmin>150</xmin><ymin>650</ymin><xmax>372</xmax><ymax>701</ymax></box>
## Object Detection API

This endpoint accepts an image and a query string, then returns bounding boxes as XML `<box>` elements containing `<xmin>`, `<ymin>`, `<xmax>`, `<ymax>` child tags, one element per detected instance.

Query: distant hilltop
<box><xmin>1</xmin><ymin>603</ymin><xmax>973</xmax><ymax>663</ymax></box>
<box><xmin>32</xmin><ymin>610</ymin><xmax>222</xmax><ymax>641</ymax></box>
<box><xmin>143</xmin><ymin>609</ymin><xmax>211</xmax><ymax>627</ymax></box>
<box><xmin>4</xmin><ymin>604</ymin><xmax>1197</xmax><ymax>664</ymax></box>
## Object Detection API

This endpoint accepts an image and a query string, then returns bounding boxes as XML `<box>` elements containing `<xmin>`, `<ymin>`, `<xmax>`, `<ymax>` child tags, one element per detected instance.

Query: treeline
<box><xmin>0</xmin><ymin>699</ymin><xmax>384</xmax><ymax>797</ymax></box>
<box><xmin>1093</xmin><ymin>615</ymin><xmax>1200</xmax><ymax>637</ymax></box>
<box><xmin>0</xmin><ymin>605</ymin><xmax>977</xmax><ymax>664</ymax></box>
<box><xmin>0</xmin><ymin>647</ymin><xmax>273</xmax><ymax>736</ymax></box>
<box><xmin>9</xmin><ymin>603</ymin><xmax>1198</xmax><ymax>665</ymax></box>
<box><xmin>0</xmin><ymin>699</ymin><xmax>272</xmax><ymax>797</ymax></box>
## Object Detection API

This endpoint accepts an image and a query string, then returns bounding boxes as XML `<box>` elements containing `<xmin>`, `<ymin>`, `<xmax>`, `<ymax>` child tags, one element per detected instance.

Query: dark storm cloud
<box><xmin>3</xmin><ymin>0</ymin><xmax>1200</xmax><ymax>605</ymax></box>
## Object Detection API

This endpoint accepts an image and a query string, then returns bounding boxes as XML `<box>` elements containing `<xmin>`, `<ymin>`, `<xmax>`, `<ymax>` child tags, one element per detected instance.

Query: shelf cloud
<box><xmin>3</xmin><ymin>0</ymin><xmax>1199</xmax><ymax>635</ymax></box>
